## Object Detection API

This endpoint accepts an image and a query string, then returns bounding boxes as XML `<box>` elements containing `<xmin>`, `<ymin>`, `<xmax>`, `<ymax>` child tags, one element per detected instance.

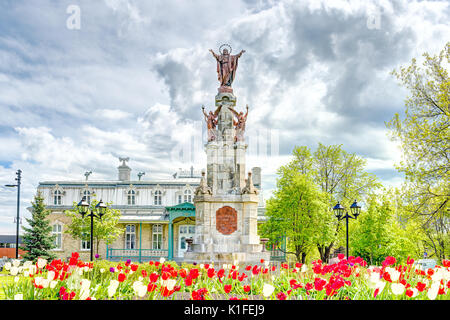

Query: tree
<box><xmin>350</xmin><ymin>190</ymin><xmax>423</xmax><ymax>265</ymax></box>
<box><xmin>296</xmin><ymin>143</ymin><xmax>380</xmax><ymax>261</ymax></box>
<box><xmin>21</xmin><ymin>192</ymin><xmax>56</xmax><ymax>262</ymax></box>
<box><xmin>263</xmin><ymin>144</ymin><xmax>379</xmax><ymax>262</ymax></box>
<box><xmin>387</xmin><ymin>42</ymin><xmax>449</xmax><ymax>259</ymax></box>
<box><xmin>261</xmin><ymin>166</ymin><xmax>329</xmax><ymax>263</ymax></box>
<box><xmin>65</xmin><ymin>199</ymin><xmax>123</xmax><ymax>256</ymax></box>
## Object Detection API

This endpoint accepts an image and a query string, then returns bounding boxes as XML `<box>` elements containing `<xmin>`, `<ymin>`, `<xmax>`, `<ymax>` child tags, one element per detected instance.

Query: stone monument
<box><xmin>184</xmin><ymin>45</ymin><xmax>270</xmax><ymax>264</ymax></box>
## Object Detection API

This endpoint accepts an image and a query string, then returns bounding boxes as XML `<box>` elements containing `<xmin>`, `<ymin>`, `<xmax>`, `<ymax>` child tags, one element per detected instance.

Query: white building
<box><xmin>37</xmin><ymin>158</ymin><xmax>266</xmax><ymax>262</ymax></box>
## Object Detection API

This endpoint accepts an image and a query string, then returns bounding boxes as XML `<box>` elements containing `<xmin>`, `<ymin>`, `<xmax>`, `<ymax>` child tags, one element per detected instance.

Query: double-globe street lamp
<box><xmin>333</xmin><ymin>200</ymin><xmax>361</xmax><ymax>259</ymax></box>
<box><xmin>5</xmin><ymin>169</ymin><xmax>22</xmax><ymax>259</ymax></box>
<box><xmin>76</xmin><ymin>197</ymin><xmax>107</xmax><ymax>261</ymax></box>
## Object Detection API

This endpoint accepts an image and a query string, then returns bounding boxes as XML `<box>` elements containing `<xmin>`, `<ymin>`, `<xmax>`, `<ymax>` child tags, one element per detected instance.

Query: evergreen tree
<box><xmin>21</xmin><ymin>192</ymin><xmax>56</xmax><ymax>262</ymax></box>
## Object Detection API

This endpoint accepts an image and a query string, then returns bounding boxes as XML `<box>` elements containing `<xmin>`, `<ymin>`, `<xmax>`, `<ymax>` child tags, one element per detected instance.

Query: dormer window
<box><xmin>184</xmin><ymin>189</ymin><xmax>192</xmax><ymax>203</ymax></box>
<box><xmin>154</xmin><ymin>190</ymin><xmax>162</xmax><ymax>205</ymax></box>
<box><xmin>53</xmin><ymin>190</ymin><xmax>62</xmax><ymax>205</ymax></box>
<box><xmin>83</xmin><ymin>190</ymin><xmax>91</xmax><ymax>204</ymax></box>
<box><xmin>127</xmin><ymin>190</ymin><xmax>136</xmax><ymax>205</ymax></box>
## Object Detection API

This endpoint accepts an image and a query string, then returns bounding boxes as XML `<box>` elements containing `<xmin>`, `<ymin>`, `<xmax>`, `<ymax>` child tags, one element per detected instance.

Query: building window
<box><xmin>154</xmin><ymin>190</ymin><xmax>162</xmax><ymax>206</ymax></box>
<box><xmin>53</xmin><ymin>190</ymin><xmax>62</xmax><ymax>205</ymax></box>
<box><xmin>81</xmin><ymin>232</ymin><xmax>91</xmax><ymax>251</ymax></box>
<box><xmin>152</xmin><ymin>224</ymin><xmax>163</xmax><ymax>250</ymax></box>
<box><xmin>178</xmin><ymin>195</ymin><xmax>182</xmax><ymax>204</ymax></box>
<box><xmin>127</xmin><ymin>190</ymin><xmax>136</xmax><ymax>205</ymax></box>
<box><xmin>184</xmin><ymin>189</ymin><xmax>192</xmax><ymax>203</ymax></box>
<box><xmin>52</xmin><ymin>224</ymin><xmax>62</xmax><ymax>250</ymax></box>
<box><xmin>83</xmin><ymin>190</ymin><xmax>91</xmax><ymax>204</ymax></box>
<box><xmin>125</xmin><ymin>224</ymin><xmax>136</xmax><ymax>249</ymax></box>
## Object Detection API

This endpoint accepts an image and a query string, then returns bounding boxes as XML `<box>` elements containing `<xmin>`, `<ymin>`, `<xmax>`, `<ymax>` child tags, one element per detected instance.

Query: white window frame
<box><xmin>127</xmin><ymin>190</ymin><xmax>136</xmax><ymax>205</ymax></box>
<box><xmin>53</xmin><ymin>190</ymin><xmax>62</xmax><ymax>205</ymax></box>
<box><xmin>152</xmin><ymin>224</ymin><xmax>163</xmax><ymax>250</ymax></box>
<box><xmin>83</xmin><ymin>190</ymin><xmax>91</xmax><ymax>204</ymax></box>
<box><xmin>80</xmin><ymin>232</ymin><xmax>91</xmax><ymax>251</ymax></box>
<box><xmin>52</xmin><ymin>223</ymin><xmax>63</xmax><ymax>250</ymax></box>
<box><xmin>154</xmin><ymin>190</ymin><xmax>162</xmax><ymax>206</ymax></box>
<box><xmin>125</xmin><ymin>224</ymin><xmax>136</xmax><ymax>249</ymax></box>
<box><xmin>184</xmin><ymin>189</ymin><xmax>192</xmax><ymax>203</ymax></box>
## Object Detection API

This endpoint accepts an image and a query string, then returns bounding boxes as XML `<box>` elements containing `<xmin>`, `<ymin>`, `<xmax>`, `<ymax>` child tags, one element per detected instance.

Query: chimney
<box><xmin>251</xmin><ymin>167</ymin><xmax>261</xmax><ymax>189</ymax></box>
<box><xmin>118</xmin><ymin>157</ymin><xmax>131</xmax><ymax>181</ymax></box>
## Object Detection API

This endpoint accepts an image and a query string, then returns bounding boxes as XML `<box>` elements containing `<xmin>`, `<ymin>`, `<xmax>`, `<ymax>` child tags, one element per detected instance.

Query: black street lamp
<box><xmin>77</xmin><ymin>197</ymin><xmax>107</xmax><ymax>261</ymax></box>
<box><xmin>333</xmin><ymin>200</ymin><xmax>361</xmax><ymax>259</ymax></box>
<box><xmin>5</xmin><ymin>169</ymin><xmax>22</xmax><ymax>259</ymax></box>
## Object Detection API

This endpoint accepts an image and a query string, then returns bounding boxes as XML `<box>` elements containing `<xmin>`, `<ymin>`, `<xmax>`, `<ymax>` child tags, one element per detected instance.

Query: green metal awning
<box><xmin>165</xmin><ymin>202</ymin><xmax>196</xmax><ymax>260</ymax></box>
<box><xmin>165</xmin><ymin>202</ymin><xmax>196</xmax><ymax>223</ymax></box>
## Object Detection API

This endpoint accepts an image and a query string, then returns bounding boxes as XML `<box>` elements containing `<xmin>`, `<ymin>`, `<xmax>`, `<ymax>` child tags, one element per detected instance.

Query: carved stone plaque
<box><xmin>216</xmin><ymin>206</ymin><xmax>237</xmax><ymax>235</ymax></box>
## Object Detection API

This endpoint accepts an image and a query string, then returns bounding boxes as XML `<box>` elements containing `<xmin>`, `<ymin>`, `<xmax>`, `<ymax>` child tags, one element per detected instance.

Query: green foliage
<box><xmin>65</xmin><ymin>199</ymin><xmax>123</xmax><ymax>255</ymax></box>
<box><xmin>262</xmin><ymin>143</ymin><xmax>380</xmax><ymax>263</ymax></box>
<box><xmin>387</xmin><ymin>42</ymin><xmax>449</xmax><ymax>259</ymax></box>
<box><xmin>261</xmin><ymin>167</ymin><xmax>329</xmax><ymax>262</ymax></box>
<box><xmin>20</xmin><ymin>192</ymin><xmax>56</xmax><ymax>262</ymax></box>
<box><xmin>350</xmin><ymin>190</ymin><xmax>423</xmax><ymax>265</ymax></box>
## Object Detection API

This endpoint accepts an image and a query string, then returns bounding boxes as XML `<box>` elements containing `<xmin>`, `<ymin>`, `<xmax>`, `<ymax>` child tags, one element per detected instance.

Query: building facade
<box><xmin>36</xmin><ymin>158</ymin><xmax>267</xmax><ymax>262</ymax></box>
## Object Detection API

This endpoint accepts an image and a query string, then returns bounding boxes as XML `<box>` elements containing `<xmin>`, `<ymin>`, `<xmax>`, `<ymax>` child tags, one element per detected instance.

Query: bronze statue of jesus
<box><xmin>209</xmin><ymin>46</ymin><xmax>245</xmax><ymax>92</ymax></box>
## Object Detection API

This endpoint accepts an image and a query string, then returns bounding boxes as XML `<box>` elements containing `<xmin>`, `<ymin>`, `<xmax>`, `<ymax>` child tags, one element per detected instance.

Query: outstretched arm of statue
<box><xmin>245</xmin><ymin>104</ymin><xmax>249</xmax><ymax>118</ymax></box>
<box><xmin>237</xmin><ymin>49</ymin><xmax>246</xmax><ymax>58</ymax></box>
<box><xmin>228</xmin><ymin>106</ymin><xmax>239</xmax><ymax>118</ymax></box>
<box><xmin>214</xmin><ymin>104</ymin><xmax>222</xmax><ymax>116</ymax></box>
<box><xmin>209</xmin><ymin>49</ymin><xmax>219</xmax><ymax>60</ymax></box>
<box><xmin>202</xmin><ymin>106</ymin><xmax>208</xmax><ymax>121</ymax></box>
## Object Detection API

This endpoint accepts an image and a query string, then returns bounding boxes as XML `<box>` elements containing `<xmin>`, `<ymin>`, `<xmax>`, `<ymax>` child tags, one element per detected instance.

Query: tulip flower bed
<box><xmin>1</xmin><ymin>252</ymin><xmax>449</xmax><ymax>300</ymax></box>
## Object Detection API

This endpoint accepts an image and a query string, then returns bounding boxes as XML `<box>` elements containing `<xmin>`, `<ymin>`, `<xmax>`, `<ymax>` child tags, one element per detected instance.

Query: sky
<box><xmin>0</xmin><ymin>0</ymin><xmax>448</xmax><ymax>234</ymax></box>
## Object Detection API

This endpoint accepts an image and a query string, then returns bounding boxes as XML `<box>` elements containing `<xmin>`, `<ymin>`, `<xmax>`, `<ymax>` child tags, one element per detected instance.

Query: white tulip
<box><xmin>132</xmin><ymin>281</ymin><xmax>147</xmax><ymax>298</ymax></box>
<box><xmin>14</xmin><ymin>276</ymin><xmax>19</xmax><ymax>283</ymax></box>
<box><xmin>100</xmin><ymin>268</ymin><xmax>105</xmax><ymax>273</ymax></box>
<box><xmin>410</xmin><ymin>288</ymin><xmax>419</xmax><ymax>298</ymax></box>
<box><xmin>391</xmin><ymin>283</ymin><xmax>405</xmax><ymax>295</ymax></box>
<box><xmin>23</xmin><ymin>261</ymin><xmax>32</xmax><ymax>269</ymax></box>
<box><xmin>136</xmin><ymin>284</ymin><xmax>147</xmax><ymax>298</ymax></box>
<box><xmin>10</xmin><ymin>267</ymin><xmax>19</xmax><ymax>276</ymax></box>
<box><xmin>28</xmin><ymin>265</ymin><xmax>37</xmax><ymax>275</ymax></box>
<box><xmin>301</xmin><ymin>264</ymin><xmax>307</xmax><ymax>272</ymax></box>
<box><xmin>47</xmin><ymin>271</ymin><xmax>55</xmax><ymax>281</ymax></box>
<box><xmin>37</xmin><ymin>258</ymin><xmax>47</xmax><ymax>269</ymax></box>
<box><xmin>50</xmin><ymin>281</ymin><xmax>58</xmax><ymax>289</ymax></box>
<box><xmin>12</xmin><ymin>259</ymin><xmax>20</xmax><ymax>268</ymax></box>
<box><xmin>166</xmin><ymin>279</ymin><xmax>177</xmax><ymax>291</ymax></box>
<box><xmin>81</xmin><ymin>279</ymin><xmax>91</xmax><ymax>291</ymax></box>
<box><xmin>107</xmin><ymin>280</ymin><xmax>119</xmax><ymax>298</ymax></box>
<box><xmin>159</xmin><ymin>257</ymin><xmax>166</xmax><ymax>264</ymax></box>
<box><xmin>41</xmin><ymin>279</ymin><xmax>50</xmax><ymax>288</ymax></box>
<box><xmin>4</xmin><ymin>262</ymin><xmax>11</xmax><ymax>271</ymax></box>
<box><xmin>262</xmin><ymin>284</ymin><xmax>275</xmax><ymax>297</ymax></box>
<box><xmin>385</xmin><ymin>267</ymin><xmax>400</xmax><ymax>282</ymax></box>
<box><xmin>34</xmin><ymin>277</ymin><xmax>44</xmax><ymax>287</ymax></box>
<box><xmin>427</xmin><ymin>282</ymin><xmax>440</xmax><ymax>300</ymax></box>
<box><xmin>14</xmin><ymin>294</ymin><xmax>23</xmax><ymax>300</ymax></box>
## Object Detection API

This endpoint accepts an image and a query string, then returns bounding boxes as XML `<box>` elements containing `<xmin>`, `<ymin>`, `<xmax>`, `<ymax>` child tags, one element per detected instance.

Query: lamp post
<box><xmin>77</xmin><ymin>197</ymin><xmax>107</xmax><ymax>261</ymax></box>
<box><xmin>332</xmin><ymin>200</ymin><xmax>361</xmax><ymax>259</ymax></box>
<box><xmin>5</xmin><ymin>169</ymin><xmax>22</xmax><ymax>259</ymax></box>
